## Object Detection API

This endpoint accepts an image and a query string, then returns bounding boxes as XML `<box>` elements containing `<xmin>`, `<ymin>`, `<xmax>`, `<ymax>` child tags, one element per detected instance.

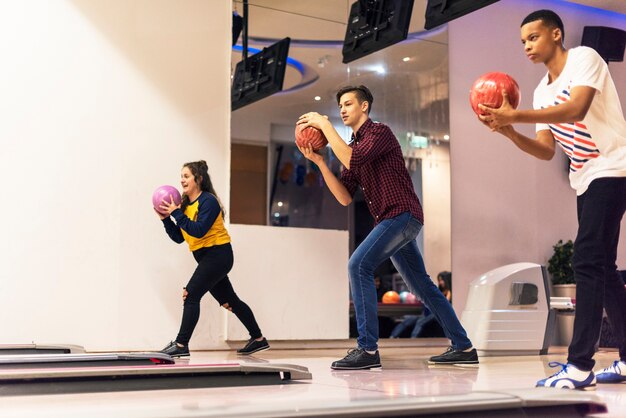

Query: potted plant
<box><xmin>548</xmin><ymin>239</ymin><xmax>575</xmax><ymax>298</ymax></box>
<box><xmin>547</xmin><ymin>239</ymin><xmax>575</xmax><ymax>346</ymax></box>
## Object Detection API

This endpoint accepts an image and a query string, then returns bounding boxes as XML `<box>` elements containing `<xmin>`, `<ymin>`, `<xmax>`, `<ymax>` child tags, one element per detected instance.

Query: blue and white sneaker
<box><xmin>596</xmin><ymin>361</ymin><xmax>626</xmax><ymax>384</ymax></box>
<box><xmin>536</xmin><ymin>362</ymin><xmax>596</xmax><ymax>390</ymax></box>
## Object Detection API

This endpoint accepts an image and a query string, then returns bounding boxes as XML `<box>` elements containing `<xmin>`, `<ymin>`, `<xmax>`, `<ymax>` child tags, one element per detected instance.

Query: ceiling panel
<box><xmin>567</xmin><ymin>0</ymin><xmax>626</xmax><ymax>15</ymax></box>
<box><xmin>231</xmin><ymin>0</ymin><xmax>626</xmax><ymax>143</ymax></box>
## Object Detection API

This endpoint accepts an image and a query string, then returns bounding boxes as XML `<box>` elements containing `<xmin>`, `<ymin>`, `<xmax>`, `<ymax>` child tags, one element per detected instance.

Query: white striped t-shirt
<box><xmin>534</xmin><ymin>46</ymin><xmax>626</xmax><ymax>195</ymax></box>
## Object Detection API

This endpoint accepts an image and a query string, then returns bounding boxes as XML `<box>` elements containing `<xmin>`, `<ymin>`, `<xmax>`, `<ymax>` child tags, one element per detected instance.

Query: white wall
<box><xmin>232</xmin><ymin>110</ymin><xmax>273</xmax><ymax>144</ymax></box>
<box><xmin>421</xmin><ymin>144</ymin><xmax>451</xmax><ymax>277</ymax></box>
<box><xmin>227</xmin><ymin>225</ymin><xmax>349</xmax><ymax>340</ymax></box>
<box><xmin>0</xmin><ymin>0</ymin><xmax>231</xmax><ymax>351</ymax></box>
<box><xmin>406</xmin><ymin>143</ymin><xmax>452</xmax><ymax>278</ymax></box>
<box><xmin>449</xmin><ymin>0</ymin><xmax>626</xmax><ymax>313</ymax></box>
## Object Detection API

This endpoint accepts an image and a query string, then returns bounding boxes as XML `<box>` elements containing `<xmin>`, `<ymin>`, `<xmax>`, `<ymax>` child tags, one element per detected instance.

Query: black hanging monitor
<box><xmin>231</xmin><ymin>37</ymin><xmax>291</xmax><ymax>111</ymax></box>
<box><xmin>581</xmin><ymin>26</ymin><xmax>626</xmax><ymax>63</ymax></box>
<box><xmin>342</xmin><ymin>0</ymin><xmax>415</xmax><ymax>64</ymax></box>
<box><xmin>232</xmin><ymin>12</ymin><xmax>243</xmax><ymax>46</ymax></box>
<box><xmin>424</xmin><ymin>0</ymin><xmax>500</xmax><ymax>30</ymax></box>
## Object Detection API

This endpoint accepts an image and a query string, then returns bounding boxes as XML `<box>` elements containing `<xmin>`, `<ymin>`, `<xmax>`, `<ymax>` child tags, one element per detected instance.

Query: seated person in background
<box><xmin>390</xmin><ymin>271</ymin><xmax>452</xmax><ymax>338</ymax></box>
<box><xmin>438</xmin><ymin>271</ymin><xmax>452</xmax><ymax>302</ymax></box>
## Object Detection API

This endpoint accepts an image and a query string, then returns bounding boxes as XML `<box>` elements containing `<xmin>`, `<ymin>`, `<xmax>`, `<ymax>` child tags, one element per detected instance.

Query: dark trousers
<box><xmin>568</xmin><ymin>177</ymin><xmax>626</xmax><ymax>370</ymax></box>
<box><xmin>176</xmin><ymin>243</ymin><xmax>262</xmax><ymax>345</ymax></box>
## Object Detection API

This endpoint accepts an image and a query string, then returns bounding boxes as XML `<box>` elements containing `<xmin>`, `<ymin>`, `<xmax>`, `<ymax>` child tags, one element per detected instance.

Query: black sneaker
<box><xmin>160</xmin><ymin>341</ymin><xmax>190</xmax><ymax>357</ymax></box>
<box><xmin>331</xmin><ymin>348</ymin><xmax>381</xmax><ymax>370</ymax></box>
<box><xmin>429</xmin><ymin>346</ymin><xmax>479</xmax><ymax>365</ymax></box>
<box><xmin>237</xmin><ymin>337</ymin><xmax>270</xmax><ymax>355</ymax></box>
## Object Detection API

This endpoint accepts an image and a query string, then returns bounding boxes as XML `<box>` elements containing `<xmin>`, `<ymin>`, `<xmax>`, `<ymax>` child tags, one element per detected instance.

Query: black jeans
<box><xmin>176</xmin><ymin>243</ymin><xmax>262</xmax><ymax>345</ymax></box>
<box><xmin>567</xmin><ymin>177</ymin><xmax>626</xmax><ymax>370</ymax></box>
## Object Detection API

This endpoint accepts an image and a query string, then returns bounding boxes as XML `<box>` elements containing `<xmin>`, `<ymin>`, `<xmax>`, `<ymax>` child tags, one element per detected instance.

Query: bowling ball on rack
<box><xmin>399</xmin><ymin>291</ymin><xmax>410</xmax><ymax>303</ymax></box>
<box><xmin>382</xmin><ymin>290</ymin><xmax>401</xmax><ymax>304</ymax></box>
<box><xmin>404</xmin><ymin>293</ymin><xmax>418</xmax><ymax>304</ymax></box>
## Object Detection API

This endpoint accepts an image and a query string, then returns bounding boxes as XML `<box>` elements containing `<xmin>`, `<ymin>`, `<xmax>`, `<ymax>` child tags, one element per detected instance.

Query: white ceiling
<box><xmin>233</xmin><ymin>0</ymin><xmax>428</xmax><ymax>40</ymax></box>
<box><xmin>569</xmin><ymin>0</ymin><xmax>626</xmax><ymax>14</ymax></box>
<box><xmin>232</xmin><ymin>1</ymin><xmax>447</xmax><ymax>141</ymax></box>
<box><xmin>231</xmin><ymin>1</ymin><xmax>626</xmax><ymax>142</ymax></box>
<box><xmin>236</xmin><ymin>0</ymin><xmax>626</xmax><ymax>41</ymax></box>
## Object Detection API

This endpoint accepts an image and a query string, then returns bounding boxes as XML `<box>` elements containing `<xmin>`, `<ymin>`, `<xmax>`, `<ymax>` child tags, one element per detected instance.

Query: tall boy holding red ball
<box><xmin>479</xmin><ymin>9</ymin><xmax>626</xmax><ymax>389</ymax></box>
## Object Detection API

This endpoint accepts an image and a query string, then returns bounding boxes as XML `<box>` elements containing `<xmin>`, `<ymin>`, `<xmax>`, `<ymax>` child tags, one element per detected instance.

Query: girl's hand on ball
<box><xmin>159</xmin><ymin>195</ymin><xmax>181</xmax><ymax>215</ymax></box>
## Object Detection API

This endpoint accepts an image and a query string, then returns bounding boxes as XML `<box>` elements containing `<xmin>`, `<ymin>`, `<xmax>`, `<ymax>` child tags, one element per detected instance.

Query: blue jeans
<box><xmin>349</xmin><ymin>212</ymin><xmax>472</xmax><ymax>351</ymax></box>
<box><xmin>390</xmin><ymin>313</ymin><xmax>436</xmax><ymax>338</ymax></box>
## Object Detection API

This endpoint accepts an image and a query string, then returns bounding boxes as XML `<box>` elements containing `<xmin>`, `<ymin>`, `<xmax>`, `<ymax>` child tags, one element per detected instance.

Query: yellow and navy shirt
<box><xmin>162</xmin><ymin>193</ymin><xmax>230</xmax><ymax>252</ymax></box>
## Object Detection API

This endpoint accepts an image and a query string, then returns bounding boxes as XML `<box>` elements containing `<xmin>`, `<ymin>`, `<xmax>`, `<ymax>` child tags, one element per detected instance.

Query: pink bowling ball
<box><xmin>152</xmin><ymin>185</ymin><xmax>181</xmax><ymax>215</ymax></box>
<box><xmin>404</xmin><ymin>293</ymin><xmax>419</xmax><ymax>304</ymax></box>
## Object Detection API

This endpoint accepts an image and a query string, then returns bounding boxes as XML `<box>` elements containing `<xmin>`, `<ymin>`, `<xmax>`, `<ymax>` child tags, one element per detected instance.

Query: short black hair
<box><xmin>521</xmin><ymin>9</ymin><xmax>565</xmax><ymax>43</ymax></box>
<box><xmin>336</xmin><ymin>85</ymin><xmax>374</xmax><ymax>114</ymax></box>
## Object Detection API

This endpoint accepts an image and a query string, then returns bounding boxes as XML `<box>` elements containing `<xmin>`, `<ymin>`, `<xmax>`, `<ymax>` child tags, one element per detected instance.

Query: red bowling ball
<box><xmin>469</xmin><ymin>72</ymin><xmax>520</xmax><ymax>116</ymax></box>
<box><xmin>295</xmin><ymin>124</ymin><xmax>328</xmax><ymax>151</ymax></box>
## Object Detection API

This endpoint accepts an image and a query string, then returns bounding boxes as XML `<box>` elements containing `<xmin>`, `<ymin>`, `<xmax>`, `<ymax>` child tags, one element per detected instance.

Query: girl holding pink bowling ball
<box><xmin>156</xmin><ymin>160</ymin><xmax>269</xmax><ymax>357</ymax></box>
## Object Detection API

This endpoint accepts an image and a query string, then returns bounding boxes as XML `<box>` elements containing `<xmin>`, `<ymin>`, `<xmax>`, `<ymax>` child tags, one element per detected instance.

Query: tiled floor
<box><xmin>0</xmin><ymin>344</ymin><xmax>624</xmax><ymax>417</ymax></box>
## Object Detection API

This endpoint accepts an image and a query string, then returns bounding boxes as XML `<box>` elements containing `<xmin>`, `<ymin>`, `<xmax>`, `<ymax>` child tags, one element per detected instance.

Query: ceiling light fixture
<box><xmin>317</xmin><ymin>55</ymin><xmax>330</xmax><ymax>68</ymax></box>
